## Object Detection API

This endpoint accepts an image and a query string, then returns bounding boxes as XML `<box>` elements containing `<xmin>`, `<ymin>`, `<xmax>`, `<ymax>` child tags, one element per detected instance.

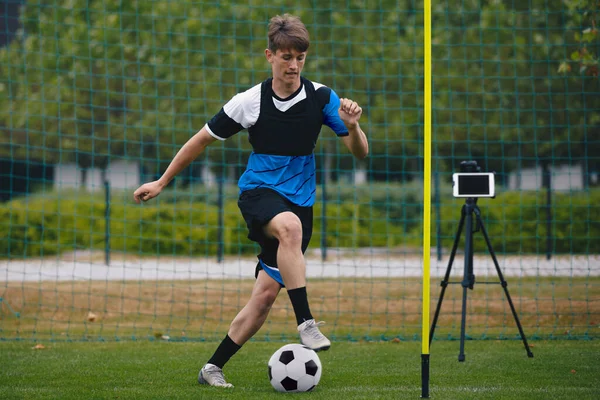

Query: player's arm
<box><xmin>134</xmin><ymin>85</ymin><xmax>257</xmax><ymax>203</ymax></box>
<box><xmin>133</xmin><ymin>127</ymin><xmax>217</xmax><ymax>203</ymax></box>
<box><xmin>339</xmin><ymin>98</ymin><xmax>369</xmax><ymax>160</ymax></box>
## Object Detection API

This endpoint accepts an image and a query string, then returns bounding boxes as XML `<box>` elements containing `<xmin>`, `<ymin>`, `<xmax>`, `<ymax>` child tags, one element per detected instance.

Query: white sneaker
<box><xmin>298</xmin><ymin>319</ymin><xmax>331</xmax><ymax>352</ymax></box>
<box><xmin>198</xmin><ymin>363</ymin><xmax>234</xmax><ymax>388</ymax></box>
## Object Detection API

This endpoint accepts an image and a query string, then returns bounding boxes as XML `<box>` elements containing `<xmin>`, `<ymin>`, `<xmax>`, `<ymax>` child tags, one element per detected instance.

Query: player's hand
<box><xmin>133</xmin><ymin>180</ymin><xmax>164</xmax><ymax>204</ymax></box>
<box><xmin>338</xmin><ymin>98</ymin><xmax>362</xmax><ymax>128</ymax></box>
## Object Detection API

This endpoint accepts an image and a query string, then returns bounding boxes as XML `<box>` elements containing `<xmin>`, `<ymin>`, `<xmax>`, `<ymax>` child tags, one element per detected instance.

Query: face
<box><xmin>266</xmin><ymin>48</ymin><xmax>306</xmax><ymax>86</ymax></box>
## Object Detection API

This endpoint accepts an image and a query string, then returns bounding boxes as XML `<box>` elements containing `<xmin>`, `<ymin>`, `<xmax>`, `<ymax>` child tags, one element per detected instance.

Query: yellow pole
<box><xmin>421</xmin><ymin>0</ymin><xmax>432</xmax><ymax>397</ymax></box>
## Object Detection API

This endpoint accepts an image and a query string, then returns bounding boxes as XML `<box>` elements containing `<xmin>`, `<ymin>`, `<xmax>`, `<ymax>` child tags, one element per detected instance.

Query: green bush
<box><xmin>1</xmin><ymin>186</ymin><xmax>598</xmax><ymax>258</ymax></box>
<box><xmin>428</xmin><ymin>189</ymin><xmax>600</xmax><ymax>254</ymax></box>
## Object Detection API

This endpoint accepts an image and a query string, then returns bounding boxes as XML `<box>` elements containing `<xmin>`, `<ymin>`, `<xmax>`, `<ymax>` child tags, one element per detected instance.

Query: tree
<box><xmin>430</xmin><ymin>0</ymin><xmax>599</xmax><ymax>188</ymax></box>
<box><xmin>558</xmin><ymin>0</ymin><xmax>600</xmax><ymax>187</ymax></box>
<box><xmin>0</xmin><ymin>0</ymin><xmax>596</xmax><ymax>188</ymax></box>
<box><xmin>0</xmin><ymin>1</ymin><xmax>249</xmax><ymax>185</ymax></box>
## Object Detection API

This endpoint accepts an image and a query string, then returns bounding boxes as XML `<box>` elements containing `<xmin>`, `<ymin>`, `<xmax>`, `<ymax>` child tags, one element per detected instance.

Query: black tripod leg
<box><xmin>430</xmin><ymin>206</ymin><xmax>466</xmax><ymax>345</ymax></box>
<box><xmin>475</xmin><ymin>210</ymin><xmax>534</xmax><ymax>358</ymax></box>
<box><xmin>458</xmin><ymin>208</ymin><xmax>474</xmax><ymax>362</ymax></box>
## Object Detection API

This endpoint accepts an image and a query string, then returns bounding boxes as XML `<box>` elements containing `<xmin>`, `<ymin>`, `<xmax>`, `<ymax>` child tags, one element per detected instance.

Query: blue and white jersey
<box><xmin>204</xmin><ymin>77</ymin><xmax>349</xmax><ymax>206</ymax></box>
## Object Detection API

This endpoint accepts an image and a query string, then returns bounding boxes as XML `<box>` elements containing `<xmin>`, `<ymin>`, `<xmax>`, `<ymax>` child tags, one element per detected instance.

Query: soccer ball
<box><xmin>267</xmin><ymin>344</ymin><xmax>322</xmax><ymax>392</ymax></box>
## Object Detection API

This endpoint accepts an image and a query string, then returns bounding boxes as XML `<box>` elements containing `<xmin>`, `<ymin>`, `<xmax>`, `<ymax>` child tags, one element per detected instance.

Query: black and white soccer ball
<box><xmin>267</xmin><ymin>343</ymin><xmax>322</xmax><ymax>392</ymax></box>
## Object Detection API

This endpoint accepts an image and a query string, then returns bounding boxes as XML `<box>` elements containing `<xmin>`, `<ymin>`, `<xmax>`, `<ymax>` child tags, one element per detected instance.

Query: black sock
<box><xmin>207</xmin><ymin>334</ymin><xmax>241</xmax><ymax>369</ymax></box>
<box><xmin>287</xmin><ymin>286</ymin><xmax>313</xmax><ymax>325</ymax></box>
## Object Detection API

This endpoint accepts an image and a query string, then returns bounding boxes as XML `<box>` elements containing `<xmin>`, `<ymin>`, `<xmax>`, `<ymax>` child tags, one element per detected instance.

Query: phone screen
<box><xmin>452</xmin><ymin>173</ymin><xmax>495</xmax><ymax>197</ymax></box>
<box><xmin>457</xmin><ymin>174</ymin><xmax>490</xmax><ymax>196</ymax></box>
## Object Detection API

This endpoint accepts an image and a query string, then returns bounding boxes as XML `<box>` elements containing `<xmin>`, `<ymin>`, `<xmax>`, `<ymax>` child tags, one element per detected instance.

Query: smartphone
<box><xmin>452</xmin><ymin>173</ymin><xmax>495</xmax><ymax>198</ymax></box>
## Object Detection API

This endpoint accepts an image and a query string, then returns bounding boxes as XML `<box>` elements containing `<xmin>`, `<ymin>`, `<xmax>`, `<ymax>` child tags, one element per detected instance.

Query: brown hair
<box><xmin>267</xmin><ymin>14</ymin><xmax>310</xmax><ymax>53</ymax></box>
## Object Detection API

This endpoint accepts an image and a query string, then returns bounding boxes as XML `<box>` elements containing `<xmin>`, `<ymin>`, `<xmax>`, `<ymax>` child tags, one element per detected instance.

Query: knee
<box><xmin>275</xmin><ymin>219</ymin><xmax>303</xmax><ymax>247</ymax></box>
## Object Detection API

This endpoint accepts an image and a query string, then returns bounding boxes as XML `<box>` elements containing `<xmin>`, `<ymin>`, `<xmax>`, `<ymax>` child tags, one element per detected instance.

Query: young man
<box><xmin>133</xmin><ymin>14</ymin><xmax>368</xmax><ymax>388</ymax></box>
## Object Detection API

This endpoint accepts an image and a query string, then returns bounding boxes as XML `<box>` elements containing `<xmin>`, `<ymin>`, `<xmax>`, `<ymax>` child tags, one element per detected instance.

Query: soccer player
<box><xmin>133</xmin><ymin>13</ymin><xmax>368</xmax><ymax>388</ymax></box>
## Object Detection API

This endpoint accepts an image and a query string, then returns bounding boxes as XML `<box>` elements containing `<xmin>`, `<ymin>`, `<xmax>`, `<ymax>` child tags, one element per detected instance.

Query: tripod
<box><xmin>429</xmin><ymin>197</ymin><xmax>534</xmax><ymax>361</ymax></box>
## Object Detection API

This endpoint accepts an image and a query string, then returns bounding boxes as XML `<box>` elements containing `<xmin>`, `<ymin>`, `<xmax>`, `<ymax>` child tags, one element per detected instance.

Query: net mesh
<box><xmin>0</xmin><ymin>0</ymin><xmax>598</xmax><ymax>342</ymax></box>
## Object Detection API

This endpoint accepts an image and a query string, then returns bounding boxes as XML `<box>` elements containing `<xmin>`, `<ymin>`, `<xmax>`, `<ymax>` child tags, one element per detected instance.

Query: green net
<box><xmin>0</xmin><ymin>0</ymin><xmax>598</xmax><ymax>342</ymax></box>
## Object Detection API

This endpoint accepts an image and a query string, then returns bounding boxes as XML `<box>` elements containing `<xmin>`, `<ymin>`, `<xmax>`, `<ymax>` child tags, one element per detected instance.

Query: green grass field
<box><xmin>0</xmin><ymin>340</ymin><xmax>598</xmax><ymax>399</ymax></box>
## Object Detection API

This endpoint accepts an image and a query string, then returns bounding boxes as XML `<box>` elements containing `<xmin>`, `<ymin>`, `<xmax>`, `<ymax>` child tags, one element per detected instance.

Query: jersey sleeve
<box><xmin>322</xmin><ymin>88</ymin><xmax>349</xmax><ymax>137</ymax></box>
<box><xmin>205</xmin><ymin>84</ymin><xmax>261</xmax><ymax>140</ymax></box>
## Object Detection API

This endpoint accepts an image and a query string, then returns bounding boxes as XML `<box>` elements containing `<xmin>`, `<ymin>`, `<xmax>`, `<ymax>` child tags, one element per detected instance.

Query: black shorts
<box><xmin>238</xmin><ymin>188</ymin><xmax>313</xmax><ymax>278</ymax></box>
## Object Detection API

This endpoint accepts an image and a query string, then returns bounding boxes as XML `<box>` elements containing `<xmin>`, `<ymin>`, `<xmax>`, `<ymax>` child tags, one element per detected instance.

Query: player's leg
<box><xmin>263</xmin><ymin>211</ymin><xmax>331</xmax><ymax>351</ymax></box>
<box><xmin>228</xmin><ymin>269</ymin><xmax>281</xmax><ymax>344</ymax></box>
<box><xmin>199</xmin><ymin>270</ymin><xmax>281</xmax><ymax>387</ymax></box>
<box><xmin>237</xmin><ymin>188</ymin><xmax>329</xmax><ymax>350</ymax></box>
<box><xmin>263</xmin><ymin>212</ymin><xmax>306</xmax><ymax>289</ymax></box>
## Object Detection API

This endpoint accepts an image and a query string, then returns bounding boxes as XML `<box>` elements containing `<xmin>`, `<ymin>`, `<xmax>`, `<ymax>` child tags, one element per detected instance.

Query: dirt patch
<box><xmin>1</xmin><ymin>277</ymin><xmax>597</xmax><ymax>341</ymax></box>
